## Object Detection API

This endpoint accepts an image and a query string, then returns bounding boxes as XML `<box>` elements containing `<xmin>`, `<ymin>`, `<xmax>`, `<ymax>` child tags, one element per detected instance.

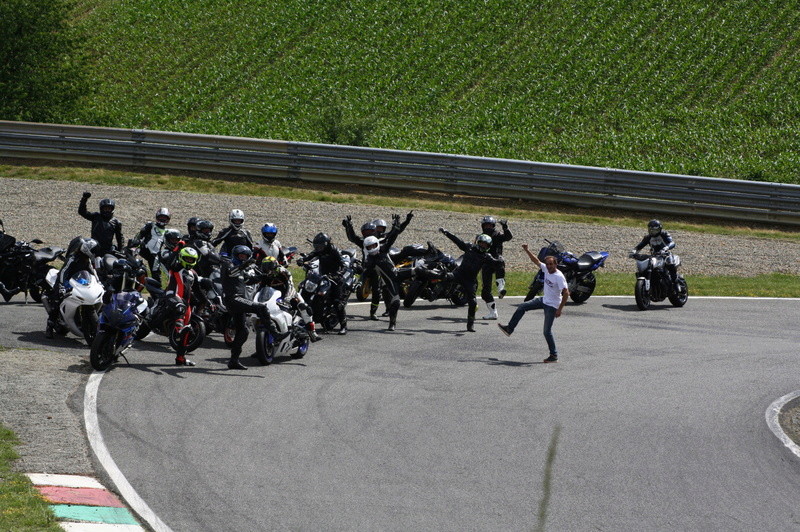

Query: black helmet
<box><xmin>372</xmin><ymin>219</ymin><xmax>387</xmax><ymax>234</ymax></box>
<box><xmin>99</xmin><ymin>199</ymin><xmax>115</xmax><ymax>220</ymax></box>
<box><xmin>481</xmin><ymin>215</ymin><xmax>497</xmax><ymax>233</ymax></box>
<box><xmin>164</xmin><ymin>229</ymin><xmax>182</xmax><ymax>247</ymax></box>
<box><xmin>360</xmin><ymin>222</ymin><xmax>377</xmax><ymax>237</ymax></box>
<box><xmin>187</xmin><ymin>217</ymin><xmax>199</xmax><ymax>231</ymax></box>
<box><xmin>231</xmin><ymin>245</ymin><xmax>252</xmax><ymax>266</ymax></box>
<box><xmin>648</xmin><ymin>219</ymin><xmax>662</xmax><ymax>237</ymax></box>
<box><xmin>312</xmin><ymin>232</ymin><xmax>331</xmax><ymax>252</ymax></box>
<box><xmin>196</xmin><ymin>220</ymin><xmax>214</xmax><ymax>241</ymax></box>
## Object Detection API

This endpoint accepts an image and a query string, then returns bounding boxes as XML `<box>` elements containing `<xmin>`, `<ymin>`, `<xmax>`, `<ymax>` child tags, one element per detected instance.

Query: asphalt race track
<box><xmin>4</xmin><ymin>297</ymin><xmax>800</xmax><ymax>530</ymax></box>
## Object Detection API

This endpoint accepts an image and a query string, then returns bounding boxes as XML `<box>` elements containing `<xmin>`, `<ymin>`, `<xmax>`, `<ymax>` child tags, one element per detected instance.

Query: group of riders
<box><xmin>43</xmin><ymin>191</ymin><xmax>679</xmax><ymax>369</ymax></box>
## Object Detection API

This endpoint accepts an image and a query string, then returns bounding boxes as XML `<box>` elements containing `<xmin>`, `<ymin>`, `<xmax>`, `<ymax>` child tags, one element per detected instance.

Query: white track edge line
<box><xmin>766</xmin><ymin>390</ymin><xmax>800</xmax><ymax>460</ymax></box>
<box><xmin>85</xmin><ymin>371</ymin><xmax>175</xmax><ymax>532</ymax></box>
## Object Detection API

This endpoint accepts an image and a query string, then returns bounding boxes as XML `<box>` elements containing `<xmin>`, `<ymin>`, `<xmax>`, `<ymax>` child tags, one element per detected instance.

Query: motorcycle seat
<box><xmin>33</xmin><ymin>247</ymin><xmax>64</xmax><ymax>261</ymax></box>
<box><xmin>577</xmin><ymin>251</ymin><xmax>606</xmax><ymax>271</ymax></box>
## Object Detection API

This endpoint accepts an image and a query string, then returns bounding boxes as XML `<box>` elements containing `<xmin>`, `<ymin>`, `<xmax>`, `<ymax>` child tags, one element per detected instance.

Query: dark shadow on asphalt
<box><xmin>601</xmin><ymin>303</ymin><xmax>673</xmax><ymax>312</ymax></box>
<box><xmin>458</xmin><ymin>356</ymin><xmax>537</xmax><ymax>367</ymax></box>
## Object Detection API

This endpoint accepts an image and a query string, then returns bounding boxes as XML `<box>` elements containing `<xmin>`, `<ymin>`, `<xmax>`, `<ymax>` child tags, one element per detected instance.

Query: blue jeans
<box><xmin>507</xmin><ymin>297</ymin><xmax>558</xmax><ymax>356</ymax></box>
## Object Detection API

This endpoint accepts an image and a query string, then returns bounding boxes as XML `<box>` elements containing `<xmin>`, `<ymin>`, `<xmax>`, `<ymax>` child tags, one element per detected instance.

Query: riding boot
<box><xmin>307</xmin><ymin>322</ymin><xmax>322</xmax><ymax>342</ymax></box>
<box><xmin>482</xmin><ymin>301</ymin><xmax>498</xmax><ymax>320</ymax></box>
<box><xmin>227</xmin><ymin>348</ymin><xmax>247</xmax><ymax>370</ymax></box>
<box><xmin>467</xmin><ymin>303</ymin><xmax>477</xmax><ymax>332</ymax></box>
<box><xmin>496</xmin><ymin>278</ymin><xmax>506</xmax><ymax>299</ymax></box>
<box><xmin>387</xmin><ymin>312</ymin><xmax>397</xmax><ymax>331</ymax></box>
<box><xmin>338</xmin><ymin>318</ymin><xmax>348</xmax><ymax>335</ymax></box>
<box><xmin>369</xmin><ymin>303</ymin><xmax>379</xmax><ymax>320</ymax></box>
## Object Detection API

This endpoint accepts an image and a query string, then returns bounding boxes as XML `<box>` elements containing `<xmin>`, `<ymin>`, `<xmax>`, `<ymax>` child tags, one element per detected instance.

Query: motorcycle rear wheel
<box><xmin>570</xmin><ymin>273</ymin><xmax>596</xmax><ymax>304</ymax></box>
<box><xmin>90</xmin><ymin>330</ymin><xmax>119</xmax><ymax>371</ymax></box>
<box><xmin>134</xmin><ymin>321</ymin><xmax>152</xmax><ymax>340</ymax></box>
<box><xmin>28</xmin><ymin>285</ymin><xmax>42</xmax><ymax>303</ymax></box>
<box><xmin>668</xmin><ymin>277</ymin><xmax>689</xmax><ymax>307</ymax></box>
<box><xmin>634</xmin><ymin>279</ymin><xmax>651</xmax><ymax>310</ymax></box>
<box><xmin>169</xmin><ymin>315</ymin><xmax>206</xmax><ymax>354</ymax></box>
<box><xmin>254</xmin><ymin>330</ymin><xmax>276</xmax><ymax>365</ymax></box>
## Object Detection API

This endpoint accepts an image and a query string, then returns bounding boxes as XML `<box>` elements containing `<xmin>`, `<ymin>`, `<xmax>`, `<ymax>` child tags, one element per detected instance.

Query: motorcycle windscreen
<box><xmin>71</xmin><ymin>270</ymin><xmax>94</xmax><ymax>286</ymax></box>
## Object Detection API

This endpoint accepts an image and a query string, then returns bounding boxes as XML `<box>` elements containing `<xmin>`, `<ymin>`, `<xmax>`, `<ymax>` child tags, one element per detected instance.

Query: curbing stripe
<box><xmin>50</xmin><ymin>504</ymin><xmax>139</xmax><ymax>525</ymax></box>
<box><xmin>60</xmin><ymin>524</ymin><xmax>145</xmax><ymax>532</ymax></box>
<box><xmin>37</xmin><ymin>486</ymin><xmax>126</xmax><ymax>508</ymax></box>
<box><xmin>27</xmin><ymin>473</ymin><xmax>105</xmax><ymax>490</ymax></box>
<box><xmin>766</xmin><ymin>390</ymin><xmax>800</xmax><ymax>459</ymax></box>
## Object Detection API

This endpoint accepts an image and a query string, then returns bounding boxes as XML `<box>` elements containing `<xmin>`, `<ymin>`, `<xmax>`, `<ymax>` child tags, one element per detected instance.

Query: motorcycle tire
<box><xmin>90</xmin><ymin>330</ymin><xmax>119</xmax><ymax>371</ymax></box>
<box><xmin>169</xmin><ymin>315</ymin><xmax>206</xmax><ymax>354</ymax></box>
<box><xmin>81</xmin><ymin>306</ymin><xmax>99</xmax><ymax>345</ymax></box>
<box><xmin>135</xmin><ymin>321</ymin><xmax>152</xmax><ymax>341</ymax></box>
<box><xmin>524</xmin><ymin>280</ymin><xmax>544</xmax><ymax>302</ymax></box>
<box><xmin>355</xmin><ymin>276</ymin><xmax>371</xmax><ymax>302</ymax></box>
<box><xmin>570</xmin><ymin>273</ymin><xmax>596</xmax><ymax>304</ymax></box>
<box><xmin>254</xmin><ymin>329</ymin><xmax>276</xmax><ymax>365</ymax></box>
<box><xmin>449</xmin><ymin>283</ymin><xmax>473</xmax><ymax>307</ymax></box>
<box><xmin>292</xmin><ymin>337</ymin><xmax>309</xmax><ymax>359</ymax></box>
<box><xmin>28</xmin><ymin>285</ymin><xmax>42</xmax><ymax>303</ymax></box>
<box><xmin>634</xmin><ymin>279</ymin><xmax>651</xmax><ymax>310</ymax></box>
<box><xmin>223</xmin><ymin>316</ymin><xmax>236</xmax><ymax>347</ymax></box>
<box><xmin>403</xmin><ymin>280</ymin><xmax>424</xmax><ymax>308</ymax></box>
<box><xmin>668</xmin><ymin>277</ymin><xmax>689</xmax><ymax>307</ymax></box>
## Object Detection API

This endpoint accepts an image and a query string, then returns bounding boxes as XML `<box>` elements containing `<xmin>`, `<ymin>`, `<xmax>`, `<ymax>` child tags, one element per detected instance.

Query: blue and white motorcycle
<box><xmin>524</xmin><ymin>239</ymin><xmax>609</xmax><ymax>303</ymax></box>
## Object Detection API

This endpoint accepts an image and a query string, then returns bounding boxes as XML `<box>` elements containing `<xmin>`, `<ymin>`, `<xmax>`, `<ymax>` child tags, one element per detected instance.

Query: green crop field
<box><xmin>15</xmin><ymin>0</ymin><xmax>795</xmax><ymax>184</ymax></box>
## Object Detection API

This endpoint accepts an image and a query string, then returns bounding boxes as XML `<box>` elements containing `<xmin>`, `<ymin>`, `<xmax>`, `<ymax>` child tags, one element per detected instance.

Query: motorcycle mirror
<box><xmin>31</xmin><ymin>239</ymin><xmax>43</xmax><ymax>244</ymax></box>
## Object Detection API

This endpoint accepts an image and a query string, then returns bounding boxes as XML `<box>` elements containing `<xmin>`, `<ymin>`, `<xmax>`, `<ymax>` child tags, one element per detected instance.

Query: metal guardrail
<box><xmin>1</xmin><ymin>120</ymin><xmax>799</xmax><ymax>226</ymax></box>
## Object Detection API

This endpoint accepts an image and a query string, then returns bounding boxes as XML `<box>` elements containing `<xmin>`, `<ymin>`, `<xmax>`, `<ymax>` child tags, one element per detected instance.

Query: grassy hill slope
<box><xmin>69</xmin><ymin>0</ymin><xmax>800</xmax><ymax>183</ymax></box>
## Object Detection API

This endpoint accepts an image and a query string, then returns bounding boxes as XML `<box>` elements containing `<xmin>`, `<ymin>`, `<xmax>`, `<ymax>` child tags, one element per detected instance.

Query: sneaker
<box><xmin>175</xmin><ymin>356</ymin><xmax>196</xmax><ymax>366</ymax></box>
<box><xmin>497</xmin><ymin>324</ymin><xmax>512</xmax><ymax>336</ymax></box>
<box><xmin>543</xmin><ymin>355</ymin><xmax>558</xmax><ymax>363</ymax></box>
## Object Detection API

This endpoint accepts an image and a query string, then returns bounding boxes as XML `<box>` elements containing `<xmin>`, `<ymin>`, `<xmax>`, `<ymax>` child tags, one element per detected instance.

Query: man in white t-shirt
<box><xmin>498</xmin><ymin>244</ymin><xmax>569</xmax><ymax>363</ymax></box>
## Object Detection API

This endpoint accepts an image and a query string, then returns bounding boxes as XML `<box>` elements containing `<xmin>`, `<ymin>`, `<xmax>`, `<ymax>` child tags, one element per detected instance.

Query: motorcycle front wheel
<box><xmin>355</xmin><ymin>276</ymin><xmax>371</xmax><ymax>302</ymax></box>
<box><xmin>668</xmin><ymin>277</ymin><xmax>689</xmax><ymax>307</ymax></box>
<box><xmin>255</xmin><ymin>329</ymin><xmax>276</xmax><ymax>365</ymax></box>
<box><xmin>169</xmin><ymin>315</ymin><xmax>206</xmax><ymax>354</ymax></box>
<box><xmin>570</xmin><ymin>273</ymin><xmax>596</xmax><ymax>304</ymax></box>
<box><xmin>90</xmin><ymin>330</ymin><xmax>119</xmax><ymax>371</ymax></box>
<box><xmin>80</xmin><ymin>306</ymin><xmax>99</xmax><ymax>345</ymax></box>
<box><xmin>524</xmin><ymin>279</ymin><xmax>544</xmax><ymax>302</ymax></box>
<box><xmin>292</xmin><ymin>336</ymin><xmax>308</xmax><ymax>359</ymax></box>
<box><xmin>403</xmin><ymin>280</ymin><xmax>424</xmax><ymax>308</ymax></box>
<box><xmin>634</xmin><ymin>279</ymin><xmax>651</xmax><ymax>310</ymax></box>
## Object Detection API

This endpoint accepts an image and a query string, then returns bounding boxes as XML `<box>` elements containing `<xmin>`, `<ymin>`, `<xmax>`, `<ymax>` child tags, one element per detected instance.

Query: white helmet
<box><xmin>229</xmin><ymin>209</ymin><xmax>245</xmax><ymax>229</ymax></box>
<box><xmin>155</xmin><ymin>207</ymin><xmax>171</xmax><ymax>228</ymax></box>
<box><xmin>363</xmin><ymin>235</ymin><xmax>380</xmax><ymax>256</ymax></box>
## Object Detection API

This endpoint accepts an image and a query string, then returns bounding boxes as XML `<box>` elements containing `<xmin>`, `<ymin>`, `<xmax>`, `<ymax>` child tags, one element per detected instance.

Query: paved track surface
<box><xmin>1</xmin><ymin>297</ymin><xmax>799</xmax><ymax>529</ymax></box>
<box><xmin>65</xmin><ymin>297</ymin><xmax>798</xmax><ymax>531</ymax></box>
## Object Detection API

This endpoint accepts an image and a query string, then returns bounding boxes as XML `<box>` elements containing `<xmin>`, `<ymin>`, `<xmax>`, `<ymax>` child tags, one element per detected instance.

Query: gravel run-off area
<box><xmin>1</xmin><ymin>175</ymin><xmax>799</xmax><ymax>478</ymax></box>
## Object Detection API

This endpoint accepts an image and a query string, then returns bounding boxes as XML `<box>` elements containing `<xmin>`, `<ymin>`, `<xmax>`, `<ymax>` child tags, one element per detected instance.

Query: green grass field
<box><xmin>54</xmin><ymin>0</ymin><xmax>800</xmax><ymax>184</ymax></box>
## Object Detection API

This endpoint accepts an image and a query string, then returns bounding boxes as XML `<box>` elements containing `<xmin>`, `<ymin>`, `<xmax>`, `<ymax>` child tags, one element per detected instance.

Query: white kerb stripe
<box><xmin>765</xmin><ymin>390</ymin><xmax>800</xmax><ymax>460</ymax></box>
<box><xmin>26</xmin><ymin>473</ymin><xmax>105</xmax><ymax>490</ymax></box>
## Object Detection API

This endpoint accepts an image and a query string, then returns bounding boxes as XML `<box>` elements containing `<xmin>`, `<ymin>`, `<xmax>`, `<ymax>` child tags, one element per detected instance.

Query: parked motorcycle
<box><xmin>629</xmin><ymin>250</ymin><xmax>688</xmax><ymax>310</ymax></box>
<box><xmin>135</xmin><ymin>278</ymin><xmax>206</xmax><ymax>353</ymax></box>
<box><xmin>41</xmin><ymin>268</ymin><xmax>104</xmax><ymax>344</ymax></box>
<box><xmin>90</xmin><ymin>260</ymin><xmax>148</xmax><ymax>370</ymax></box>
<box><xmin>298</xmin><ymin>250</ymin><xmax>360</xmax><ymax>332</ymax></box>
<box><xmin>524</xmin><ymin>239</ymin><xmax>609</xmax><ymax>303</ymax></box>
<box><xmin>0</xmin><ymin>219</ymin><xmax>64</xmax><ymax>302</ymax></box>
<box><xmin>251</xmin><ymin>285</ymin><xmax>310</xmax><ymax>365</ymax></box>
<box><xmin>402</xmin><ymin>244</ymin><xmax>470</xmax><ymax>308</ymax></box>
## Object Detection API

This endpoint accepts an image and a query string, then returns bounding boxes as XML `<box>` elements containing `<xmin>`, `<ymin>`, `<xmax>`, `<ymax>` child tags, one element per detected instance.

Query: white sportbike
<box><xmin>42</xmin><ymin>269</ymin><xmax>104</xmax><ymax>344</ymax></box>
<box><xmin>251</xmin><ymin>285</ymin><xmax>311</xmax><ymax>365</ymax></box>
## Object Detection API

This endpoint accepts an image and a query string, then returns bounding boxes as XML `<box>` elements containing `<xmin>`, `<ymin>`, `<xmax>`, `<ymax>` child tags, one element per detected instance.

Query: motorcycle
<box><xmin>524</xmin><ymin>239</ymin><xmax>609</xmax><ymax>303</ymax></box>
<box><xmin>0</xmin><ymin>219</ymin><xmax>64</xmax><ymax>302</ymax></box>
<box><xmin>298</xmin><ymin>250</ymin><xmax>360</xmax><ymax>332</ymax></box>
<box><xmin>135</xmin><ymin>277</ymin><xmax>206</xmax><ymax>354</ymax></box>
<box><xmin>41</xmin><ymin>268</ymin><xmax>104</xmax><ymax>344</ymax></box>
<box><xmin>402</xmin><ymin>243</ymin><xmax>470</xmax><ymax>308</ymax></box>
<box><xmin>90</xmin><ymin>261</ymin><xmax>149</xmax><ymax>371</ymax></box>
<box><xmin>629</xmin><ymin>249</ymin><xmax>688</xmax><ymax>310</ymax></box>
<box><xmin>251</xmin><ymin>284</ymin><xmax>310</xmax><ymax>365</ymax></box>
